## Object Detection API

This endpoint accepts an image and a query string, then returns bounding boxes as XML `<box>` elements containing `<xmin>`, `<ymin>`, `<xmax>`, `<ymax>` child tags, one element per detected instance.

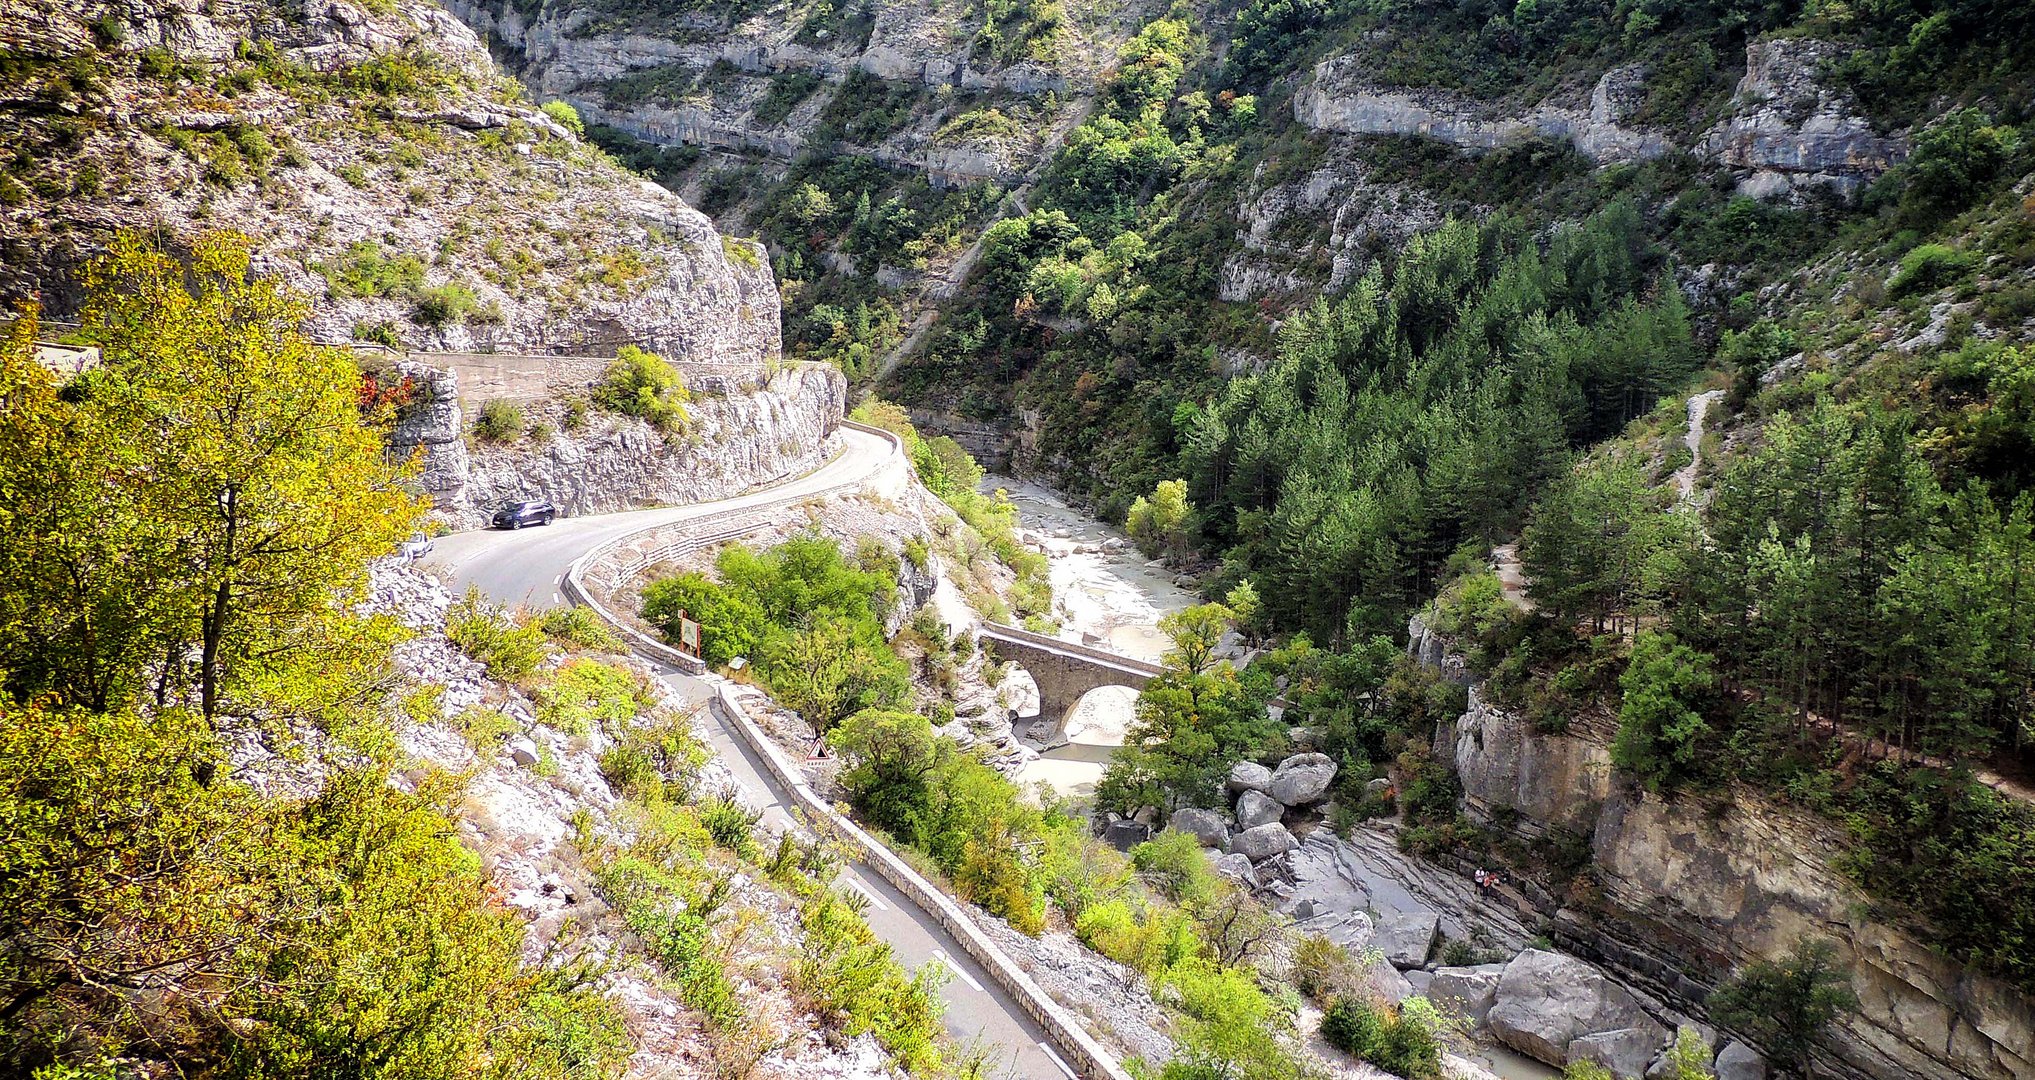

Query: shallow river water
<box><xmin>979</xmin><ymin>475</ymin><xmax>1197</xmax><ymax>797</ymax></box>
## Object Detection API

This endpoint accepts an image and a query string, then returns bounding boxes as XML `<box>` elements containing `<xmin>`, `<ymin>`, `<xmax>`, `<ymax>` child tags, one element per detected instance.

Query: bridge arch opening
<box><xmin>1016</xmin><ymin>684</ymin><xmax>1139</xmax><ymax>798</ymax></box>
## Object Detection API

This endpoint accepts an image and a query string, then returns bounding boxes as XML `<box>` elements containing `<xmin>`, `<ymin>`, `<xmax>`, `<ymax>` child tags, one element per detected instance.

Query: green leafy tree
<box><xmin>1127</xmin><ymin>478</ymin><xmax>1193</xmax><ymax>559</ymax></box>
<box><xmin>1709</xmin><ymin>940</ymin><xmax>1858</xmax><ymax>1075</ymax></box>
<box><xmin>1612</xmin><ymin>631</ymin><xmax>1718</xmax><ymax>790</ymax></box>
<box><xmin>1159</xmin><ymin>602</ymin><xmax>1235</xmax><ymax>675</ymax></box>
<box><xmin>0</xmin><ymin>233</ymin><xmax>422</xmax><ymax>722</ymax></box>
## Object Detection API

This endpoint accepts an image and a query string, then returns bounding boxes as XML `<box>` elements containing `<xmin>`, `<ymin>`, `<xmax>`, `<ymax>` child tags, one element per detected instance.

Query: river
<box><xmin>978</xmin><ymin>474</ymin><xmax>1198</xmax><ymax>798</ymax></box>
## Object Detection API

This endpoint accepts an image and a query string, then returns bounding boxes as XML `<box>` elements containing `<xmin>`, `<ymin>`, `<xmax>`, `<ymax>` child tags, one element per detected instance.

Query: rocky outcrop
<box><xmin>1296</xmin><ymin>39</ymin><xmax>1905</xmax><ymax>201</ymax></box>
<box><xmin>1295</xmin><ymin>57</ymin><xmax>1673</xmax><ymax>166</ymax></box>
<box><xmin>1169</xmin><ymin>806</ymin><xmax>1231</xmax><ymax>848</ymax></box>
<box><xmin>1450</xmin><ymin>685</ymin><xmax>1612</xmax><ymax>835</ymax></box>
<box><xmin>2</xmin><ymin>0</ymin><xmax>778</xmax><ymax>359</ymax></box>
<box><xmin>1229</xmin><ymin>822</ymin><xmax>1299</xmax><ymax>861</ymax></box>
<box><xmin>1227</xmin><ymin>760</ymin><xmax>1274</xmax><ymax>795</ymax></box>
<box><xmin>441</xmin><ymin>0</ymin><xmax>1094</xmax><ymax>188</ymax></box>
<box><xmin>1236</xmin><ymin>789</ymin><xmax>1284</xmax><ymax>829</ymax></box>
<box><xmin>1699</xmin><ymin>38</ymin><xmax>1906</xmax><ymax>197</ymax></box>
<box><xmin>1428</xmin><ymin>964</ymin><xmax>1507</xmax><ymax>1026</ymax></box>
<box><xmin>1418</xmin><ymin>626</ymin><xmax>2035</xmax><ymax>1080</ymax></box>
<box><xmin>1221</xmin><ymin>140</ymin><xmax>1448</xmax><ymax>303</ymax></box>
<box><xmin>394</xmin><ymin>361</ymin><xmax>846</xmax><ymax>527</ymax></box>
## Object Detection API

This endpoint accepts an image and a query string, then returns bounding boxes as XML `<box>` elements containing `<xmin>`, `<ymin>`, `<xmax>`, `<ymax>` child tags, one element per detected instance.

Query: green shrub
<box><xmin>640</xmin><ymin>571</ymin><xmax>763</xmax><ymax>667</ymax></box>
<box><xmin>793</xmin><ymin>890</ymin><xmax>947</xmax><ymax>1073</ymax></box>
<box><xmin>474</xmin><ymin>398</ymin><xmax>525</xmax><ymax>443</ymax></box>
<box><xmin>1889</xmin><ymin>243</ymin><xmax>1977</xmax><ymax>297</ymax></box>
<box><xmin>537</xmin><ymin>605</ymin><xmax>626</xmax><ymax>652</ymax></box>
<box><xmin>539</xmin><ymin>99</ymin><xmax>585</xmax><ymax>137</ymax></box>
<box><xmin>1321</xmin><ymin>995</ymin><xmax>1443</xmax><ymax>1078</ymax></box>
<box><xmin>317</xmin><ymin>240</ymin><xmax>425</xmax><ymax>299</ymax></box>
<box><xmin>535</xmin><ymin>658</ymin><xmax>650</xmax><ymax>736</ymax></box>
<box><xmin>413</xmin><ymin>281</ymin><xmax>480</xmax><ymax>326</ymax></box>
<box><xmin>597</xmin><ymin>712</ymin><xmax>707</xmax><ymax>803</ymax></box>
<box><xmin>592</xmin><ymin>344</ymin><xmax>689</xmax><ymax>433</ymax></box>
<box><xmin>446</xmin><ymin>587</ymin><xmax>547</xmax><ymax>683</ymax></box>
<box><xmin>698</xmin><ymin>795</ymin><xmax>760</xmax><ymax>855</ymax></box>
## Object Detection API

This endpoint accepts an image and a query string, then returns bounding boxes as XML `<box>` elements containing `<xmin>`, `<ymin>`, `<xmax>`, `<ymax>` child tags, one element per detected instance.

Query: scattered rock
<box><xmin>1365</xmin><ymin>776</ymin><xmax>1392</xmax><ymax>798</ymax></box>
<box><xmin>506</xmin><ymin>736</ymin><xmax>540</xmax><ymax>767</ymax></box>
<box><xmin>1213</xmin><ymin>852</ymin><xmax>1260</xmax><ymax>889</ymax></box>
<box><xmin>1236</xmin><ymin>790</ymin><xmax>1286</xmax><ymax>829</ymax></box>
<box><xmin>1713</xmin><ymin>1041</ymin><xmax>1766</xmax><ymax>1080</ymax></box>
<box><xmin>1168</xmin><ymin>806</ymin><xmax>1231</xmax><ymax>848</ymax></box>
<box><xmin>1270</xmin><ymin>752</ymin><xmax>1337</xmax><ymax>806</ymax></box>
<box><xmin>1486</xmin><ymin>950</ymin><xmax>1666</xmax><ymax>1067</ymax></box>
<box><xmin>1228</xmin><ymin>822</ymin><xmax>1299</xmax><ymax>862</ymax></box>
<box><xmin>1569</xmin><ymin>1027</ymin><xmax>1666</xmax><ymax>1080</ymax></box>
<box><xmin>1227</xmin><ymin>760</ymin><xmax>1274</xmax><ymax>795</ymax></box>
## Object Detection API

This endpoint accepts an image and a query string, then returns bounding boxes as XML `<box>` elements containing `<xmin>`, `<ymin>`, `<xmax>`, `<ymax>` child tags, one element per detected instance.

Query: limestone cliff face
<box><xmin>1295</xmin><ymin>58</ymin><xmax>1674</xmax><ymax>167</ymax></box>
<box><xmin>1295</xmin><ymin>39</ymin><xmax>1907</xmax><ymax>199</ymax></box>
<box><xmin>1698</xmin><ymin>37</ymin><xmax>1908</xmax><ymax>197</ymax></box>
<box><xmin>392</xmin><ymin>360</ymin><xmax>847</xmax><ymax>527</ymax></box>
<box><xmin>1219</xmin><ymin>140</ymin><xmax>1448</xmax><ymax>303</ymax></box>
<box><xmin>2</xmin><ymin>0</ymin><xmax>779</xmax><ymax>362</ymax></box>
<box><xmin>1410</xmin><ymin>617</ymin><xmax>2035</xmax><ymax>1080</ymax></box>
<box><xmin>444</xmin><ymin>0</ymin><xmax>1124</xmax><ymax>188</ymax></box>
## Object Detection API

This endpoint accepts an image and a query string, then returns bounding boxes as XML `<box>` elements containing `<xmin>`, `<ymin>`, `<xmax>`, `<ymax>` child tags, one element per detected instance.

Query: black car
<box><xmin>492</xmin><ymin>499</ymin><xmax>556</xmax><ymax>529</ymax></box>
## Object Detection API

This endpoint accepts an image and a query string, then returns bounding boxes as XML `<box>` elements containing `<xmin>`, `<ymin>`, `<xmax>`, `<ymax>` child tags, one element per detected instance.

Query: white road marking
<box><xmin>551</xmin><ymin>592</ymin><xmax>562</xmax><ymax>604</ymax></box>
<box><xmin>554</xmin><ymin>574</ymin><xmax>563</xmax><ymax>585</ymax></box>
<box><xmin>1040</xmin><ymin>1042</ymin><xmax>1078</xmax><ymax>1080</ymax></box>
<box><xmin>846</xmin><ymin>878</ymin><xmax>889</xmax><ymax>911</ymax></box>
<box><xmin>930</xmin><ymin>949</ymin><xmax>985</xmax><ymax>993</ymax></box>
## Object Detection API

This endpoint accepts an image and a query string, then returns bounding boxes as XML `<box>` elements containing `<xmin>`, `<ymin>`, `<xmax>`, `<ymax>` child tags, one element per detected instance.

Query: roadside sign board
<box><xmin>680</xmin><ymin>616</ymin><xmax>701</xmax><ymax>654</ymax></box>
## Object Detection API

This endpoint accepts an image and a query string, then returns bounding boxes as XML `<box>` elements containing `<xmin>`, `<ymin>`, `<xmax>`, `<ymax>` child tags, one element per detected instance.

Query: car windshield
<box><xmin>499</xmin><ymin>501</ymin><xmax>530</xmax><ymax>512</ymax></box>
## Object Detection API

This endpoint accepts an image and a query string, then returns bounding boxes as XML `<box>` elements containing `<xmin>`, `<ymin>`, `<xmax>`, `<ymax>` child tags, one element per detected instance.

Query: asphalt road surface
<box><xmin>423</xmin><ymin>429</ymin><xmax>1076</xmax><ymax>1080</ymax></box>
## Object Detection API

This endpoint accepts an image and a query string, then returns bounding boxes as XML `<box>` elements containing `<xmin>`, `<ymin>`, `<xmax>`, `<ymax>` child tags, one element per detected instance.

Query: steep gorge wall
<box><xmin>445</xmin><ymin>0</ymin><xmax>1121</xmax><ymax>188</ymax></box>
<box><xmin>2</xmin><ymin>0</ymin><xmax>781</xmax><ymax>361</ymax></box>
<box><xmin>1412</xmin><ymin>620</ymin><xmax>2035</xmax><ymax>1080</ymax></box>
<box><xmin>1296</xmin><ymin>37</ymin><xmax>1907</xmax><ymax>198</ymax></box>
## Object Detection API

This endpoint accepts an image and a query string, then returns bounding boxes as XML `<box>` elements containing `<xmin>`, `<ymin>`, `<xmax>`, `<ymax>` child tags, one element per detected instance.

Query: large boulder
<box><xmin>1236</xmin><ymin>789</ymin><xmax>1285</xmax><ymax>829</ymax></box>
<box><xmin>1428</xmin><ymin>963</ymin><xmax>1508</xmax><ymax>1028</ymax></box>
<box><xmin>1269</xmin><ymin>752</ymin><xmax>1337</xmax><ymax>805</ymax></box>
<box><xmin>1713</xmin><ymin>1042</ymin><xmax>1766</xmax><ymax>1080</ymax></box>
<box><xmin>1227</xmin><ymin>760</ymin><xmax>1273</xmax><ymax>795</ymax></box>
<box><xmin>1570</xmin><ymin>1027</ymin><xmax>1667</xmax><ymax>1080</ymax></box>
<box><xmin>1228</xmin><ymin>822</ymin><xmax>1298</xmax><ymax>862</ymax></box>
<box><xmin>1486</xmin><ymin>950</ymin><xmax>1665</xmax><ymax>1066</ymax></box>
<box><xmin>1168</xmin><ymin>806</ymin><xmax>1231</xmax><ymax>848</ymax></box>
<box><xmin>1371</xmin><ymin>909</ymin><xmax>1441</xmax><ymax>969</ymax></box>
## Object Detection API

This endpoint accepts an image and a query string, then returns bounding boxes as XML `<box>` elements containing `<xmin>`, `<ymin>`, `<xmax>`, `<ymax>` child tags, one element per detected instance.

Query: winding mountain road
<box><xmin>423</xmin><ymin>426</ymin><xmax>1072</xmax><ymax>1080</ymax></box>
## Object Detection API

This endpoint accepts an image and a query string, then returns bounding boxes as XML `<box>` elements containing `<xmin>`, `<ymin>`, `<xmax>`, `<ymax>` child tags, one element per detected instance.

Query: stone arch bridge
<box><xmin>978</xmin><ymin>623</ymin><xmax>1164</xmax><ymax>741</ymax></box>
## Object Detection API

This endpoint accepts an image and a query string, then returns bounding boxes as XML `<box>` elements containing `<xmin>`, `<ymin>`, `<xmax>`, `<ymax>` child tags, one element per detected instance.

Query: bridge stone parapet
<box><xmin>978</xmin><ymin>624</ymin><xmax>1163</xmax><ymax>741</ymax></box>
